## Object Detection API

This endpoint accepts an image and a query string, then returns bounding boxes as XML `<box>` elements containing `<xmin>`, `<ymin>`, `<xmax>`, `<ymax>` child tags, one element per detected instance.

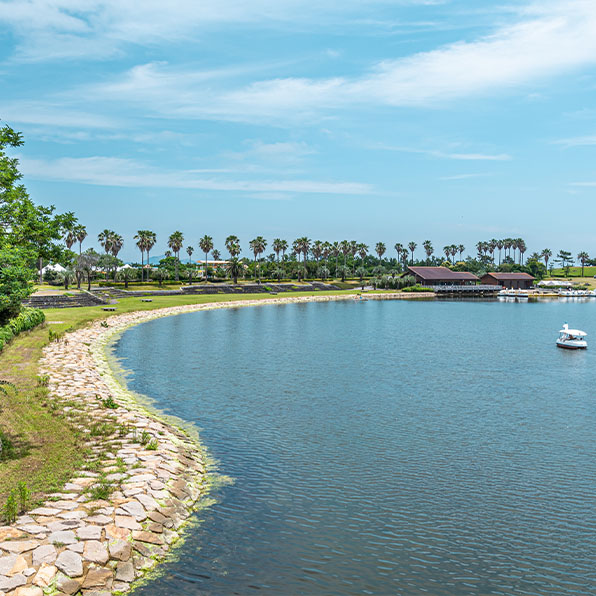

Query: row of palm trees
<box><xmin>62</xmin><ymin>227</ymin><xmax>592</xmax><ymax>284</ymax></box>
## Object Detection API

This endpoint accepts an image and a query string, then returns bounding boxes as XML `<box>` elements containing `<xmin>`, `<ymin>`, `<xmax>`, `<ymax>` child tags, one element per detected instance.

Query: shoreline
<box><xmin>0</xmin><ymin>291</ymin><xmax>432</xmax><ymax>595</ymax></box>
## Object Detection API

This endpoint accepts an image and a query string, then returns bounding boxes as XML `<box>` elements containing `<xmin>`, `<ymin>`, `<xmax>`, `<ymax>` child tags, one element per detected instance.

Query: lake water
<box><xmin>114</xmin><ymin>299</ymin><xmax>596</xmax><ymax>595</ymax></box>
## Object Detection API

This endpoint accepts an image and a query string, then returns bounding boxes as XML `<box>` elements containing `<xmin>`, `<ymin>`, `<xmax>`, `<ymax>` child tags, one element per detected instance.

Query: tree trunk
<box><xmin>38</xmin><ymin>256</ymin><xmax>43</xmax><ymax>284</ymax></box>
<box><xmin>87</xmin><ymin>272</ymin><xmax>91</xmax><ymax>291</ymax></box>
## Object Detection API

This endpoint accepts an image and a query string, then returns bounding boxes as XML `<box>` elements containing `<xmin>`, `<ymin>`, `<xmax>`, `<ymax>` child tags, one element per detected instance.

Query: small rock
<box><xmin>0</xmin><ymin>541</ymin><xmax>38</xmax><ymax>554</ymax></box>
<box><xmin>114</xmin><ymin>516</ymin><xmax>141</xmax><ymax>531</ymax></box>
<box><xmin>32</xmin><ymin>544</ymin><xmax>57</xmax><ymax>567</ymax></box>
<box><xmin>135</xmin><ymin>494</ymin><xmax>158</xmax><ymax>511</ymax></box>
<box><xmin>48</xmin><ymin>530</ymin><xmax>77</xmax><ymax>545</ymax></box>
<box><xmin>132</xmin><ymin>530</ymin><xmax>164</xmax><ymax>545</ymax></box>
<box><xmin>81</xmin><ymin>566</ymin><xmax>113</xmax><ymax>588</ymax></box>
<box><xmin>55</xmin><ymin>550</ymin><xmax>83</xmax><ymax>578</ymax></box>
<box><xmin>76</xmin><ymin>526</ymin><xmax>102</xmax><ymax>540</ymax></box>
<box><xmin>32</xmin><ymin>563</ymin><xmax>56</xmax><ymax>588</ymax></box>
<box><xmin>83</xmin><ymin>540</ymin><xmax>109</xmax><ymax>565</ymax></box>
<box><xmin>0</xmin><ymin>572</ymin><xmax>26</xmax><ymax>592</ymax></box>
<box><xmin>120</xmin><ymin>501</ymin><xmax>147</xmax><ymax>521</ymax></box>
<box><xmin>56</xmin><ymin>572</ymin><xmax>82</xmax><ymax>595</ymax></box>
<box><xmin>108</xmin><ymin>539</ymin><xmax>131</xmax><ymax>562</ymax></box>
<box><xmin>29</xmin><ymin>507</ymin><xmax>61</xmax><ymax>517</ymax></box>
<box><xmin>115</xmin><ymin>561</ymin><xmax>134</xmax><ymax>582</ymax></box>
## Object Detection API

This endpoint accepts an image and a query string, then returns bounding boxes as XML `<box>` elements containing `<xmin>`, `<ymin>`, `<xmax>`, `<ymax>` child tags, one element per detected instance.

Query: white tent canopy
<box><xmin>41</xmin><ymin>263</ymin><xmax>66</xmax><ymax>274</ymax></box>
<box><xmin>537</xmin><ymin>280</ymin><xmax>573</xmax><ymax>287</ymax></box>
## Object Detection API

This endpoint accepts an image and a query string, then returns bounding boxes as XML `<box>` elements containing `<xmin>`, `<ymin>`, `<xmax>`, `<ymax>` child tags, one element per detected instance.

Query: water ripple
<box><xmin>116</xmin><ymin>300</ymin><xmax>596</xmax><ymax>595</ymax></box>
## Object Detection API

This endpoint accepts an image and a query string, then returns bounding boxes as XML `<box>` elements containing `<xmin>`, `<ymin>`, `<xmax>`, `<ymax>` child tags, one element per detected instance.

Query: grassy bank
<box><xmin>0</xmin><ymin>289</ymin><xmax>358</xmax><ymax>504</ymax></box>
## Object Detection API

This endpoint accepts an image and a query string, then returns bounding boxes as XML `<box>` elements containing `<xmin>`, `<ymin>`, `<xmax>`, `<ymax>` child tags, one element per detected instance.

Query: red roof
<box><xmin>407</xmin><ymin>266</ymin><xmax>479</xmax><ymax>281</ymax></box>
<box><xmin>482</xmin><ymin>272</ymin><xmax>535</xmax><ymax>280</ymax></box>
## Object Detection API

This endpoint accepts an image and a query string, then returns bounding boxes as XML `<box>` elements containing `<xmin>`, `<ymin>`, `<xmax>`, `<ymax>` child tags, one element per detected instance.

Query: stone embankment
<box><xmin>0</xmin><ymin>292</ymin><xmax>430</xmax><ymax>596</ymax></box>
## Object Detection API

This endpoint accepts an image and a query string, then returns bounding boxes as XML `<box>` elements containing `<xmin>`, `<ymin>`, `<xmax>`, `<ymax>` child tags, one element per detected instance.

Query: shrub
<box><xmin>402</xmin><ymin>284</ymin><xmax>433</xmax><ymax>293</ymax></box>
<box><xmin>0</xmin><ymin>308</ymin><xmax>45</xmax><ymax>353</ymax></box>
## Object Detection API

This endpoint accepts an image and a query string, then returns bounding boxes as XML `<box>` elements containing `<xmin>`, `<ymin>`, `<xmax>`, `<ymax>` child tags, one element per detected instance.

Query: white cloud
<box><xmin>67</xmin><ymin>1</ymin><xmax>596</xmax><ymax>124</ymax></box>
<box><xmin>554</xmin><ymin>134</ymin><xmax>596</xmax><ymax>147</ymax></box>
<box><xmin>375</xmin><ymin>144</ymin><xmax>511</xmax><ymax>161</ymax></box>
<box><xmin>0</xmin><ymin>0</ymin><xmax>442</xmax><ymax>61</ymax></box>
<box><xmin>18</xmin><ymin>155</ymin><xmax>372</xmax><ymax>195</ymax></box>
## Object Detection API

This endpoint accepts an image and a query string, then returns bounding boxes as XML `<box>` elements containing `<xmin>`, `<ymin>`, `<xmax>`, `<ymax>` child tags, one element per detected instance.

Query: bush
<box><xmin>402</xmin><ymin>284</ymin><xmax>433</xmax><ymax>293</ymax></box>
<box><xmin>0</xmin><ymin>308</ymin><xmax>45</xmax><ymax>352</ymax></box>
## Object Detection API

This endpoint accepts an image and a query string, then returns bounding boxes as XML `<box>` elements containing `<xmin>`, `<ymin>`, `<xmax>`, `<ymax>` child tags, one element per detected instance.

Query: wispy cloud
<box><xmin>375</xmin><ymin>144</ymin><xmax>511</xmax><ymax>161</ymax></box>
<box><xmin>554</xmin><ymin>134</ymin><xmax>596</xmax><ymax>147</ymax></box>
<box><xmin>18</xmin><ymin>155</ymin><xmax>372</xmax><ymax>195</ymax></box>
<box><xmin>569</xmin><ymin>181</ymin><xmax>596</xmax><ymax>187</ymax></box>
<box><xmin>65</xmin><ymin>1</ymin><xmax>596</xmax><ymax>124</ymax></box>
<box><xmin>0</xmin><ymin>0</ymin><xmax>444</xmax><ymax>61</ymax></box>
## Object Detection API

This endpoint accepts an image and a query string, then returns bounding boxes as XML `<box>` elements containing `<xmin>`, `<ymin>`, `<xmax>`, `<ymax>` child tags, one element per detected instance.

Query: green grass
<box><xmin>550</xmin><ymin>266</ymin><xmax>596</xmax><ymax>278</ymax></box>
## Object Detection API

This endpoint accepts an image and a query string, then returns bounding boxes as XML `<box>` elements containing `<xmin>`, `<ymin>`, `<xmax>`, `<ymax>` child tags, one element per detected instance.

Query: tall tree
<box><xmin>577</xmin><ymin>251</ymin><xmax>589</xmax><ymax>277</ymax></box>
<box><xmin>375</xmin><ymin>242</ymin><xmax>386</xmax><ymax>266</ymax></box>
<box><xmin>167</xmin><ymin>231</ymin><xmax>184</xmax><ymax>281</ymax></box>
<box><xmin>408</xmin><ymin>241</ymin><xmax>417</xmax><ymax>265</ymax></box>
<box><xmin>249</xmin><ymin>236</ymin><xmax>267</xmax><ymax>282</ymax></box>
<box><xmin>225</xmin><ymin>235</ymin><xmax>241</xmax><ymax>258</ymax></box>
<box><xmin>422</xmin><ymin>240</ymin><xmax>433</xmax><ymax>263</ymax></box>
<box><xmin>186</xmin><ymin>245</ymin><xmax>194</xmax><ymax>263</ymax></box>
<box><xmin>541</xmin><ymin>248</ymin><xmax>552</xmax><ymax>271</ymax></box>
<box><xmin>199</xmin><ymin>235</ymin><xmax>214</xmax><ymax>280</ymax></box>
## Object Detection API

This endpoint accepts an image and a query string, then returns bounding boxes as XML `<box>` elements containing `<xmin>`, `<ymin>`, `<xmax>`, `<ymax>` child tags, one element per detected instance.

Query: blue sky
<box><xmin>1</xmin><ymin>0</ymin><xmax>596</xmax><ymax>261</ymax></box>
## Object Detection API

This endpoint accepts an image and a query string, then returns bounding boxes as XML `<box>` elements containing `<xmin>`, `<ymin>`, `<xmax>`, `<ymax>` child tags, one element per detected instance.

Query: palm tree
<box><xmin>75</xmin><ymin>225</ymin><xmax>87</xmax><ymax>255</ymax></box>
<box><xmin>64</xmin><ymin>226</ymin><xmax>77</xmax><ymax>251</ymax></box>
<box><xmin>457</xmin><ymin>244</ymin><xmax>465</xmax><ymax>262</ymax></box>
<box><xmin>408</xmin><ymin>241</ymin><xmax>417</xmax><ymax>265</ymax></box>
<box><xmin>186</xmin><ymin>246</ymin><xmax>194</xmax><ymax>263</ymax></box>
<box><xmin>134</xmin><ymin>231</ymin><xmax>147</xmax><ymax>281</ymax></box>
<box><xmin>443</xmin><ymin>245</ymin><xmax>452</xmax><ymax>264</ymax></box>
<box><xmin>272</xmin><ymin>238</ymin><xmax>285</xmax><ymax>262</ymax></box>
<box><xmin>109</xmin><ymin>233</ymin><xmax>123</xmax><ymax>281</ymax></box>
<box><xmin>331</xmin><ymin>241</ymin><xmax>340</xmax><ymax>277</ymax></box>
<box><xmin>225</xmin><ymin>235</ymin><xmax>241</xmax><ymax>258</ymax></box>
<box><xmin>168</xmin><ymin>231</ymin><xmax>184</xmax><ymax>281</ymax></box>
<box><xmin>541</xmin><ymin>248</ymin><xmax>552</xmax><ymax>271</ymax></box>
<box><xmin>227</xmin><ymin>257</ymin><xmax>242</xmax><ymax>284</ymax></box>
<box><xmin>578</xmin><ymin>251</ymin><xmax>589</xmax><ymax>276</ymax></box>
<box><xmin>199</xmin><ymin>235</ymin><xmax>214</xmax><ymax>280</ymax></box>
<box><xmin>145</xmin><ymin>231</ymin><xmax>156</xmax><ymax>282</ymax></box>
<box><xmin>504</xmin><ymin>238</ymin><xmax>512</xmax><ymax>261</ymax></box>
<box><xmin>340</xmin><ymin>240</ymin><xmax>350</xmax><ymax>271</ymax></box>
<box><xmin>422</xmin><ymin>240</ymin><xmax>433</xmax><ymax>263</ymax></box>
<box><xmin>312</xmin><ymin>241</ymin><xmax>323</xmax><ymax>266</ymax></box>
<box><xmin>358</xmin><ymin>243</ymin><xmax>368</xmax><ymax>269</ymax></box>
<box><xmin>476</xmin><ymin>241</ymin><xmax>485</xmax><ymax>259</ymax></box>
<box><xmin>212</xmin><ymin>249</ymin><xmax>221</xmax><ymax>261</ymax></box>
<box><xmin>350</xmin><ymin>240</ymin><xmax>358</xmax><ymax>275</ymax></box>
<box><xmin>496</xmin><ymin>240</ymin><xmax>503</xmax><ymax>265</ymax></box>
<box><xmin>394</xmin><ymin>243</ymin><xmax>404</xmax><ymax>262</ymax></box>
<box><xmin>98</xmin><ymin>229</ymin><xmax>115</xmax><ymax>255</ymax></box>
<box><xmin>450</xmin><ymin>244</ymin><xmax>458</xmax><ymax>264</ymax></box>
<box><xmin>489</xmin><ymin>239</ymin><xmax>497</xmax><ymax>263</ymax></box>
<box><xmin>518</xmin><ymin>239</ymin><xmax>527</xmax><ymax>265</ymax></box>
<box><xmin>375</xmin><ymin>242</ymin><xmax>386</xmax><ymax>266</ymax></box>
<box><xmin>249</xmin><ymin>236</ymin><xmax>267</xmax><ymax>282</ymax></box>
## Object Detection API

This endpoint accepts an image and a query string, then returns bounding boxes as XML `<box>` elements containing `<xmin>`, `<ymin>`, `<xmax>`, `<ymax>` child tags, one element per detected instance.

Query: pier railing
<box><xmin>434</xmin><ymin>285</ymin><xmax>502</xmax><ymax>294</ymax></box>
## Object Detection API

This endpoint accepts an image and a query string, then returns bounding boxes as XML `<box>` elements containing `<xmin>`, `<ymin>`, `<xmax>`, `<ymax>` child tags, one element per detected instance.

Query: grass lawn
<box><xmin>550</xmin><ymin>266</ymin><xmax>596</xmax><ymax>278</ymax></box>
<box><xmin>0</xmin><ymin>289</ymin><xmax>357</xmax><ymax>507</ymax></box>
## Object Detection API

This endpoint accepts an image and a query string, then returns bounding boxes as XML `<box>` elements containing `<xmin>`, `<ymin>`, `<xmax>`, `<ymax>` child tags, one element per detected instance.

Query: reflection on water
<box><xmin>115</xmin><ymin>300</ymin><xmax>596</xmax><ymax>595</ymax></box>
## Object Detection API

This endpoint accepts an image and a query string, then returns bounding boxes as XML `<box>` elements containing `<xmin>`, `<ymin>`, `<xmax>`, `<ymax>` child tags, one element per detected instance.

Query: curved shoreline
<box><xmin>0</xmin><ymin>292</ymin><xmax>429</xmax><ymax>595</ymax></box>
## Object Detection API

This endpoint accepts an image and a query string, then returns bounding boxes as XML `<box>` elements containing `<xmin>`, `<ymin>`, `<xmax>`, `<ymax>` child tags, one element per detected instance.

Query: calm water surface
<box><xmin>114</xmin><ymin>299</ymin><xmax>596</xmax><ymax>595</ymax></box>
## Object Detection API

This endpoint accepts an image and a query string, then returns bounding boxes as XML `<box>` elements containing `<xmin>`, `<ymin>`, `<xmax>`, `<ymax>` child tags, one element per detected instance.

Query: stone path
<box><xmin>0</xmin><ymin>293</ymin><xmax>424</xmax><ymax>595</ymax></box>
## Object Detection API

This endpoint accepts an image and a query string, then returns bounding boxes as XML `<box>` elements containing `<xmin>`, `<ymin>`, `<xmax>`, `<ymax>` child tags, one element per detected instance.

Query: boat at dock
<box><xmin>556</xmin><ymin>324</ymin><xmax>587</xmax><ymax>349</ymax></box>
